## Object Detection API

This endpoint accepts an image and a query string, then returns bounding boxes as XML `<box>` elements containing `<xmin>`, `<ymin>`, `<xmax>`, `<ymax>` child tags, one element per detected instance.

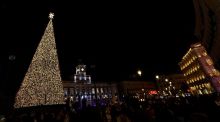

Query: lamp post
<box><xmin>156</xmin><ymin>75</ymin><xmax>159</xmax><ymax>79</ymax></box>
<box><xmin>135</xmin><ymin>69</ymin><xmax>142</xmax><ymax>81</ymax></box>
<box><xmin>155</xmin><ymin>75</ymin><xmax>162</xmax><ymax>96</ymax></box>
<box><xmin>137</xmin><ymin>70</ymin><xmax>142</xmax><ymax>76</ymax></box>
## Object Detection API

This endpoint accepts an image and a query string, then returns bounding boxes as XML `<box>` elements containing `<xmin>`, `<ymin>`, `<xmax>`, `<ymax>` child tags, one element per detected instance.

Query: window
<box><xmin>70</xmin><ymin>88</ymin><xmax>74</xmax><ymax>95</ymax></box>
<box><xmin>101</xmin><ymin>88</ymin><xmax>103</xmax><ymax>93</ymax></box>
<box><xmin>96</xmin><ymin>88</ymin><xmax>99</xmax><ymax>93</ymax></box>
<box><xmin>203</xmin><ymin>52</ymin><xmax>207</xmax><ymax>56</ymax></box>
<box><xmin>206</xmin><ymin>58</ymin><xmax>213</xmax><ymax>65</ymax></box>
<box><xmin>64</xmin><ymin>88</ymin><xmax>68</xmax><ymax>96</ymax></box>
<box><xmin>92</xmin><ymin>88</ymin><xmax>95</xmax><ymax>94</ymax></box>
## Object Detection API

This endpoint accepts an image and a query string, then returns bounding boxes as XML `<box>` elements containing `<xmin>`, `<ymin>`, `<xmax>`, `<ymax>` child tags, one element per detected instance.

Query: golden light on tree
<box><xmin>14</xmin><ymin>13</ymin><xmax>65</xmax><ymax>108</ymax></box>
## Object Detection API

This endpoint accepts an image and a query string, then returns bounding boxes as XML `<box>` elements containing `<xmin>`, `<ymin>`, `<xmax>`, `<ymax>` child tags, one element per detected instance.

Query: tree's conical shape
<box><xmin>14</xmin><ymin>13</ymin><xmax>64</xmax><ymax>108</ymax></box>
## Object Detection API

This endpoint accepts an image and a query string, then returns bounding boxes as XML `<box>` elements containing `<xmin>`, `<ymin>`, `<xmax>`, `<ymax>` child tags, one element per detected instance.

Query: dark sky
<box><xmin>0</xmin><ymin>1</ymin><xmax>195</xmax><ymax>91</ymax></box>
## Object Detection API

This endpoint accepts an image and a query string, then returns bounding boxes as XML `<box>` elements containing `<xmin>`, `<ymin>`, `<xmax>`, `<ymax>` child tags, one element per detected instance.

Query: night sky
<box><xmin>0</xmin><ymin>1</ymin><xmax>195</xmax><ymax>93</ymax></box>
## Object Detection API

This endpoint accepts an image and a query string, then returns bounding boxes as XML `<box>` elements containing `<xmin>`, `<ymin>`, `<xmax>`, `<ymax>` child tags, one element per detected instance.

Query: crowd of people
<box><xmin>2</xmin><ymin>93</ymin><xmax>220</xmax><ymax>122</ymax></box>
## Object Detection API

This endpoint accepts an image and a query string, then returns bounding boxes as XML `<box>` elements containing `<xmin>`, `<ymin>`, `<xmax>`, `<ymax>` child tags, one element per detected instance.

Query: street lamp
<box><xmin>137</xmin><ymin>70</ymin><xmax>142</xmax><ymax>76</ymax></box>
<box><xmin>155</xmin><ymin>75</ymin><xmax>160</xmax><ymax>95</ymax></box>
<box><xmin>156</xmin><ymin>75</ymin><xmax>159</xmax><ymax>79</ymax></box>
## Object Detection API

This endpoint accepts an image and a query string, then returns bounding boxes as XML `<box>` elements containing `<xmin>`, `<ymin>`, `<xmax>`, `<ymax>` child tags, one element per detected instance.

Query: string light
<box><xmin>14</xmin><ymin>13</ymin><xmax>65</xmax><ymax>108</ymax></box>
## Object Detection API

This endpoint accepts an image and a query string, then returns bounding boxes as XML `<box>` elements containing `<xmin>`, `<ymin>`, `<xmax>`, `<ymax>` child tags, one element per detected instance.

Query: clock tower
<box><xmin>74</xmin><ymin>64</ymin><xmax>91</xmax><ymax>84</ymax></box>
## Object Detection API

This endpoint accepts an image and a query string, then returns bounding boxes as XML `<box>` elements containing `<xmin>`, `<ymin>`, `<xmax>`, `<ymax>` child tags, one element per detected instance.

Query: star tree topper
<box><xmin>49</xmin><ymin>12</ymin><xmax>54</xmax><ymax>19</ymax></box>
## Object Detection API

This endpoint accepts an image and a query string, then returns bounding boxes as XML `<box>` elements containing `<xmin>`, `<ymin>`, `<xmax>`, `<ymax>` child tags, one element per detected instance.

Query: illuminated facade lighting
<box><xmin>74</xmin><ymin>65</ymin><xmax>91</xmax><ymax>84</ymax></box>
<box><xmin>63</xmin><ymin>64</ymin><xmax>118</xmax><ymax>106</ymax></box>
<box><xmin>179</xmin><ymin>43</ymin><xmax>220</xmax><ymax>95</ymax></box>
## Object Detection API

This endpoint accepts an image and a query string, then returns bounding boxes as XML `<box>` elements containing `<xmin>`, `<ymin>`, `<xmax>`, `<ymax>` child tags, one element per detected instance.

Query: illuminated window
<box><xmin>64</xmin><ymin>88</ymin><xmax>68</xmax><ymax>96</ymax></box>
<box><xmin>203</xmin><ymin>52</ymin><xmax>207</xmax><ymax>56</ymax></box>
<box><xmin>74</xmin><ymin>96</ymin><xmax>78</xmax><ymax>102</ymax></box>
<box><xmin>70</xmin><ymin>96</ymin><xmax>73</xmax><ymax>101</ymax></box>
<box><xmin>193</xmin><ymin>56</ymin><xmax>196</xmax><ymax>60</ymax></box>
<box><xmin>92</xmin><ymin>88</ymin><xmax>95</xmax><ymax>94</ymax></box>
<box><xmin>75</xmin><ymin>89</ymin><xmax>78</xmax><ymax>94</ymax></box>
<box><xmin>203</xmin><ymin>89</ymin><xmax>208</xmax><ymax>94</ymax></box>
<box><xmin>213</xmin><ymin>69</ymin><xmax>220</xmax><ymax>76</ymax></box>
<box><xmin>96</xmin><ymin>88</ymin><xmax>99</xmax><ymax>93</ymax></box>
<box><xmin>206</xmin><ymin>59</ymin><xmax>213</xmax><ymax>65</ymax></box>
<box><xmin>101</xmin><ymin>88</ymin><xmax>103</xmax><ymax>93</ymax></box>
<box><xmin>206</xmin><ymin>83</ymin><xmax>211</xmax><ymax>88</ymax></box>
<box><xmin>70</xmin><ymin>88</ymin><xmax>74</xmax><ymax>95</ymax></box>
<box><xmin>198</xmin><ymin>90</ymin><xmax>203</xmax><ymax>95</ymax></box>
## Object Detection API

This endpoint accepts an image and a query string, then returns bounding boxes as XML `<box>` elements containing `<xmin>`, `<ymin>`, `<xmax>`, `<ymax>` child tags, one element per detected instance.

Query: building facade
<box><xmin>193</xmin><ymin>0</ymin><xmax>220</xmax><ymax>69</ymax></box>
<box><xmin>62</xmin><ymin>64</ymin><xmax>118</xmax><ymax>107</ymax></box>
<box><xmin>179</xmin><ymin>43</ymin><xmax>220</xmax><ymax>95</ymax></box>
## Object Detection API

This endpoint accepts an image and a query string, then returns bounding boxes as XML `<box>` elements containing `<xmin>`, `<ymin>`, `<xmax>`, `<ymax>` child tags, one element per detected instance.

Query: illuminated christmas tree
<box><xmin>14</xmin><ymin>13</ymin><xmax>65</xmax><ymax>108</ymax></box>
